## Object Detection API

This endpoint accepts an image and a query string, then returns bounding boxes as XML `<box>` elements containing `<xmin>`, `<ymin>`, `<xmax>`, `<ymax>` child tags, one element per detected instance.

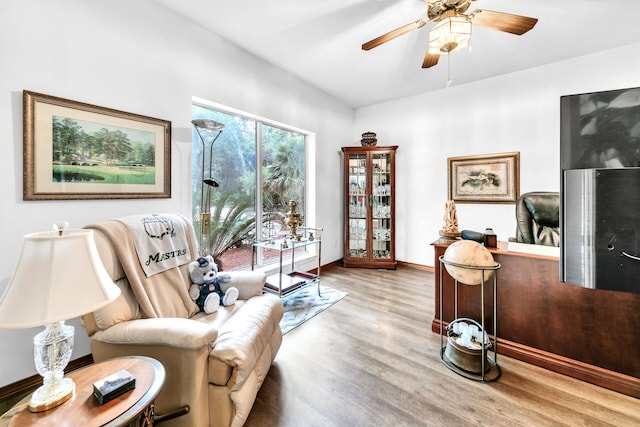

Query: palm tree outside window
<box><xmin>192</xmin><ymin>103</ymin><xmax>307</xmax><ymax>271</ymax></box>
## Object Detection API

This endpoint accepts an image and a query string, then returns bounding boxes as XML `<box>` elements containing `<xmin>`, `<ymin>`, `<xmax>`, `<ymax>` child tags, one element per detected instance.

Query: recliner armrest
<box><xmin>92</xmin><ymin>317</ymin><xmax>218</xmax><ymax>349</ymax></box>
<box><xmin>211</xmin><ymin>294</ymin><xmax>283</xmax><ymax>391</ymax></box>
<box><xmin>221</xmin><ymin>271</ymin><xmax>266</xmax><ymax>299</ymax></box>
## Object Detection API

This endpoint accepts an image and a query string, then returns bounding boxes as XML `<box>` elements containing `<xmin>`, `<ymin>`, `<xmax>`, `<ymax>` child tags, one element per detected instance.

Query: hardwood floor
<box><xmin>245</xmin><ymin>265</ymin><xmax>640</xmax><ymax>427</ymax></box>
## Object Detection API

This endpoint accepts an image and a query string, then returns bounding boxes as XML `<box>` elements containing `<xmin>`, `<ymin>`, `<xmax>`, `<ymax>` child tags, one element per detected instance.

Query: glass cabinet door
<box><xmin>347</xmin><ymin>153</ymin><xmax>367</xmax><ymax>259</ymax></box>
<box><xmin>371</xmin><ymin>153</ymin><xmax>392</xmax><ymax>260</ymax></box>
<box><xmin>342</xmin><ymin>145</ymin><xmax>397</xmax><ymax>269</ymax></box>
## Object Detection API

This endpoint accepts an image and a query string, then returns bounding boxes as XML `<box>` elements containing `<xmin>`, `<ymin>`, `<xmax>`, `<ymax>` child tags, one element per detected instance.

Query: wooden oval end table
<box><xmin>1</xmin><ymin>356</ymin><xmax>165</xmax><ymax>427</ymax></box>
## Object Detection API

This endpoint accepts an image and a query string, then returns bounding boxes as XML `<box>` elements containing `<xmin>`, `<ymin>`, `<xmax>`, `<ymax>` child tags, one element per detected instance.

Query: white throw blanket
<box><xmin>117</xmin><ymin>213</ymin><xmax>193</xmax><ymax>277</ymax></box>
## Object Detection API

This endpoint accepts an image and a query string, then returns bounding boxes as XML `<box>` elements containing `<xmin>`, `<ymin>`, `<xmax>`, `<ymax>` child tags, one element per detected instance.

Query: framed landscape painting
<box><xmin>23</xmin><ymin>90</ymin><xmax>171</xmax><ymax>200</ymax></box>
<box><xmin>448</xmin><ymin>152</ymin><xmax>520</xmax><ymax>204</ymax></box>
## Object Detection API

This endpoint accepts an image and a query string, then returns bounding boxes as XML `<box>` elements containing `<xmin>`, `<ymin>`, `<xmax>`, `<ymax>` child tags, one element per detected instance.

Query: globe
<box><xmin>443</xmin><ymin>240</ymin><xmax>495</xmax><ymax>285</ymax></box>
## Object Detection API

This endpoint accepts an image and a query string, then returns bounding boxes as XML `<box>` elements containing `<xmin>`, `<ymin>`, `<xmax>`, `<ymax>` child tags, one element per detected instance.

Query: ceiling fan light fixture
<box><xmin>428</xmin><ymin>16</ymin><xmax>471</xmax><ymax>55</ymax></box>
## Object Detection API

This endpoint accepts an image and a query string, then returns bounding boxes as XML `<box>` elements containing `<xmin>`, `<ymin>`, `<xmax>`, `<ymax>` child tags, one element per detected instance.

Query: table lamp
<box><xmin>0</xmin><ymin>222</ymin><xmax>121</xmax><ymax>412</ymax></box>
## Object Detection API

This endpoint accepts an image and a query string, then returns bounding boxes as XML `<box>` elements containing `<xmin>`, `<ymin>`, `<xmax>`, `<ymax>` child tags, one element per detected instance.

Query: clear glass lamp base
<box><xmin>29</xmin><ymin>377</ymin><xmax>75</xmax><ymax>412</ymax></box>
<box><xmin>28</xmin><ymin>321</ymin><xmax>76</xmax><ymax>412</ymax></box>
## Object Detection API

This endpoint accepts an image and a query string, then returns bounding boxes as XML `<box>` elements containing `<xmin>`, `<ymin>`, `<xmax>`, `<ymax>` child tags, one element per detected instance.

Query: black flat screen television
<box><xmin>560</xmin><ymin>86</ymin><xmax>640</xmax><ymax>294</ymax></box>
<box><xmin>560</xmin><ymin>86</ymin><xmax>640</xmax><ymax>171</ymax></box>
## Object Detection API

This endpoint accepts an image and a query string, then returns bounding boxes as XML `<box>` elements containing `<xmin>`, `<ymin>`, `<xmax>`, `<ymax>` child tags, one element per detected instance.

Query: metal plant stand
<box><xmin>438</xmin><ymin>255</ymin><xmax>502</xmax><ymax>382</ymax></box>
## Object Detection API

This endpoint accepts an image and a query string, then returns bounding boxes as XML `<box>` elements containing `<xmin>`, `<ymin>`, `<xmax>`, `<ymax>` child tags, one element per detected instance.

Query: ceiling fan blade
<box><xmin>468</xmin><ymin>9</ymin><xmax>538</xmax><ymax>35</ymax></box>
<box><xmin>362</xmin><ymin>19</ymin><xmax>430</xmax><ymax>51</ymax></box>
<box><xmin>422</xmin><ymin>52</ymin><xmax>440</xmax><ymax>69</ymax></box>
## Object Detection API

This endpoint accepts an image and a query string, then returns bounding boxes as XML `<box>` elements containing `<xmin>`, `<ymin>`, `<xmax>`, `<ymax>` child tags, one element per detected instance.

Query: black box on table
<box><xmin>93</xmin><ymin>369</ymin><xmax>136</xmax><ymax>405</ymax></box>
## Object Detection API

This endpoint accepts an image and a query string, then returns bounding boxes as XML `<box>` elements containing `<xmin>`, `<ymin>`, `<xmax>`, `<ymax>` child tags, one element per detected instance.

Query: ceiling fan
<box><xmin>362</xmin><ymin>0</ymin><xmax>538</xmax><ymax>68</ymax></box>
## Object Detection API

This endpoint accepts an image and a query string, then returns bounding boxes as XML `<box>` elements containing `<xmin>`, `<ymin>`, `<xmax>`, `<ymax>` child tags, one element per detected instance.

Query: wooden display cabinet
<box><xmin>341</xmin><ymin>146</ymin><xmax>397</xmax><ymax>269</ymax></box>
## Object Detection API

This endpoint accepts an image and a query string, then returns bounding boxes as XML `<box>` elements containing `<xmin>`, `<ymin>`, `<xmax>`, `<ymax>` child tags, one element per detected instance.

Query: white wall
<box><xmin>355</xmin><ymin>42</ymin><xmax>640</xmax><ymax>268</ymax></box>
<box><xmin>0</xmin><ymin>0</ymin><xmax>352</xmax><ymax>387</ymax></box>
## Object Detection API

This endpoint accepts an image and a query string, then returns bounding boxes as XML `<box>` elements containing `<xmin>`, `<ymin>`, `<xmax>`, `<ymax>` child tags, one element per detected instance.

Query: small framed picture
<box><xmin>23</xmin><ymin>90</ymin><xmax>171</xmax><ymax>200</ymax></box>
<box><xmin>448</xmin><ymin>152</ymin><xmax>520</xmax><ymax>204</ymax></box>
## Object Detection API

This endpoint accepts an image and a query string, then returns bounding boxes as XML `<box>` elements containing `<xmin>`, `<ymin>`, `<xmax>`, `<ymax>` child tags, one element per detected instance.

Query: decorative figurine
<box><xmin>439</xmin><ymin>199</ymin><xmax>462</xmax><ymax>239</ymax></box>
<box><xmin>283</xmin><ymin>200</ymin><xmax>303</xmax><ymax>240</ymax></box>
<box><xmin>360</xmin><ymin>131</ymin><xmax>377</xmax><ymax>146</ymax></box>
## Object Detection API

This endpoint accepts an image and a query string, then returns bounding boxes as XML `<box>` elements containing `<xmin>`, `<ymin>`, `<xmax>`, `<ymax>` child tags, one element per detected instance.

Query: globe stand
<box><xmin>438</xmin><ymin>255</ymin><xmax>502</xmax><ymax>382</ymax></box>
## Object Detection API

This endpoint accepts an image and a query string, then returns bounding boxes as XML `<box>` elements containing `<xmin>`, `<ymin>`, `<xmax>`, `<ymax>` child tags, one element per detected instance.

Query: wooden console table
<box><xmin>432</xmin><ymin>239</ymin><xmax>640</xmax><ymax>398</ymax></box>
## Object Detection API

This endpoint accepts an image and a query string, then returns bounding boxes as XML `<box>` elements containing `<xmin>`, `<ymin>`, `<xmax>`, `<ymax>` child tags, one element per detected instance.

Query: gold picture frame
<box><xmin>448</xmin><ymin>151</ymin><xmax>520</xmax><ymax>204</ymax></box>
<box><xmin>23</xmin><ymin>90</ymin><xmax>171</xmax><ymax>200</ymax></box>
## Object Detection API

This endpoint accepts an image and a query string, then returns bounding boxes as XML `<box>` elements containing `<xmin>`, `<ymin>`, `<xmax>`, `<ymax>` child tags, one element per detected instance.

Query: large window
<box><xmin>192</xmin><ymin>102</ymin><xmax>307</xmax><ymax>271</ymax></box>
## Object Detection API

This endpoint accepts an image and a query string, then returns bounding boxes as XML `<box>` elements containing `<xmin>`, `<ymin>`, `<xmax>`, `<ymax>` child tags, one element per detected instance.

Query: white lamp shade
<box><xmin>0</xmin><ymin>229</ymin><xmax>121</xmax><ymax>328</ymax></box>
<box><xmin>192</xmin><ymin>118</ymin><xmax>225</xmax><ymax>132</ymax></box>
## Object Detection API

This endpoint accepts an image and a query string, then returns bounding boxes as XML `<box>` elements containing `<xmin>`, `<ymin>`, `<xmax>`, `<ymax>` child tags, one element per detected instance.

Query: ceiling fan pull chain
<box><xmin>447</xmin><ymin>54</ymin><xmax>453</xmax><ymax>87</ymax></box>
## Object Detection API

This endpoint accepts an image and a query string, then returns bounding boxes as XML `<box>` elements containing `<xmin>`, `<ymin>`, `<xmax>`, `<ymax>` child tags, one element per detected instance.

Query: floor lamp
<box><xmin>192</xmin><ymin>119</ymin><xmax>225</xmax><ymax>255</ymax></box>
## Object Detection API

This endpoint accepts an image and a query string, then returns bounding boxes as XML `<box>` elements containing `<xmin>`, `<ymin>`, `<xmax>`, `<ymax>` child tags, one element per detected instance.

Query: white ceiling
<box><xmin>155</xmin><ymin>0</ymin><xmax>640</xmax><ymax>109</ymax></box>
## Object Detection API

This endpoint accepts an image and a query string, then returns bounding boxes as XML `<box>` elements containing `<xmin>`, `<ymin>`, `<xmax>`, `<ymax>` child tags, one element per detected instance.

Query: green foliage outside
<box><xmin>192</xmin><ymin>105</ymin><xmax>306</xmax><ymax>269</ymax></box>
<box><xmin>201</xmin><ymin>191</ymin><xmax>256</xmax><ymax>270</ymax></box>
<box><xmin>262</xmin><ymin>125</ymin><xmax>305</xmax><ymax>215</ymax></box>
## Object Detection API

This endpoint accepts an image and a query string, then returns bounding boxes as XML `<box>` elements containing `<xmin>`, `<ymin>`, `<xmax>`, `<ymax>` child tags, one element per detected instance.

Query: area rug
<box><xmin>280</xmin><ymin>285</ymin><xmax>348</xmax><ymax>334</ymax></box>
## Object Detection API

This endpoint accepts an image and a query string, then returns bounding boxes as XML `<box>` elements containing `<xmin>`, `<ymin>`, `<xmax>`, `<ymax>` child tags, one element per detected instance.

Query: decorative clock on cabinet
<box><xmin>341</xmin><ymin>145</ymin><xmax>398</xmax><ymax>269</ymax></box>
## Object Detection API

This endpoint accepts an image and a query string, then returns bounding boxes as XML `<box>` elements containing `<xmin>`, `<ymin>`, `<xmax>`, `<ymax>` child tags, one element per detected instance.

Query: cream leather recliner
<box><xmin>81</xmin><ymin>215</ymin><xmax>283</xmax><ymax>427</ymax></box>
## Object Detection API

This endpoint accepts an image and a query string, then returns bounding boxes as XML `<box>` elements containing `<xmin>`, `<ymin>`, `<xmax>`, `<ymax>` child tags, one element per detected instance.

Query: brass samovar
<box><xmin>283</xmin><ymin>200</ymin><xmax>303</xmax><ymax>240</ymax></box>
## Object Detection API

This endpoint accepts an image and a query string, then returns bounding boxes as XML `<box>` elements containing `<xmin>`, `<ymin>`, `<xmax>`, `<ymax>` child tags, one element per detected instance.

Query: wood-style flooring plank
<box><xmin>245</xmin><ymin>266</ymin><xmax>640</xmax><ymax>427</ymax></box>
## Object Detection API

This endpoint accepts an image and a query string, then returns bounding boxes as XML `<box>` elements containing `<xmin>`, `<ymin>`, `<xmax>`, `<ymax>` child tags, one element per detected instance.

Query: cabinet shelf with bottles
<box><xmin>342</xmin><ymin>145</ymin><xmax>397</xmax><ymax>269</ymax></box>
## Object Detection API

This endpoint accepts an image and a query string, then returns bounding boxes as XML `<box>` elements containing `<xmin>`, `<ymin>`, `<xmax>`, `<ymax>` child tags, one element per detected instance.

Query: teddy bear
<box><xmin>187</xmin><ymin>255</ymin><xmax>239</xmax><ymax>314</ymax></box>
